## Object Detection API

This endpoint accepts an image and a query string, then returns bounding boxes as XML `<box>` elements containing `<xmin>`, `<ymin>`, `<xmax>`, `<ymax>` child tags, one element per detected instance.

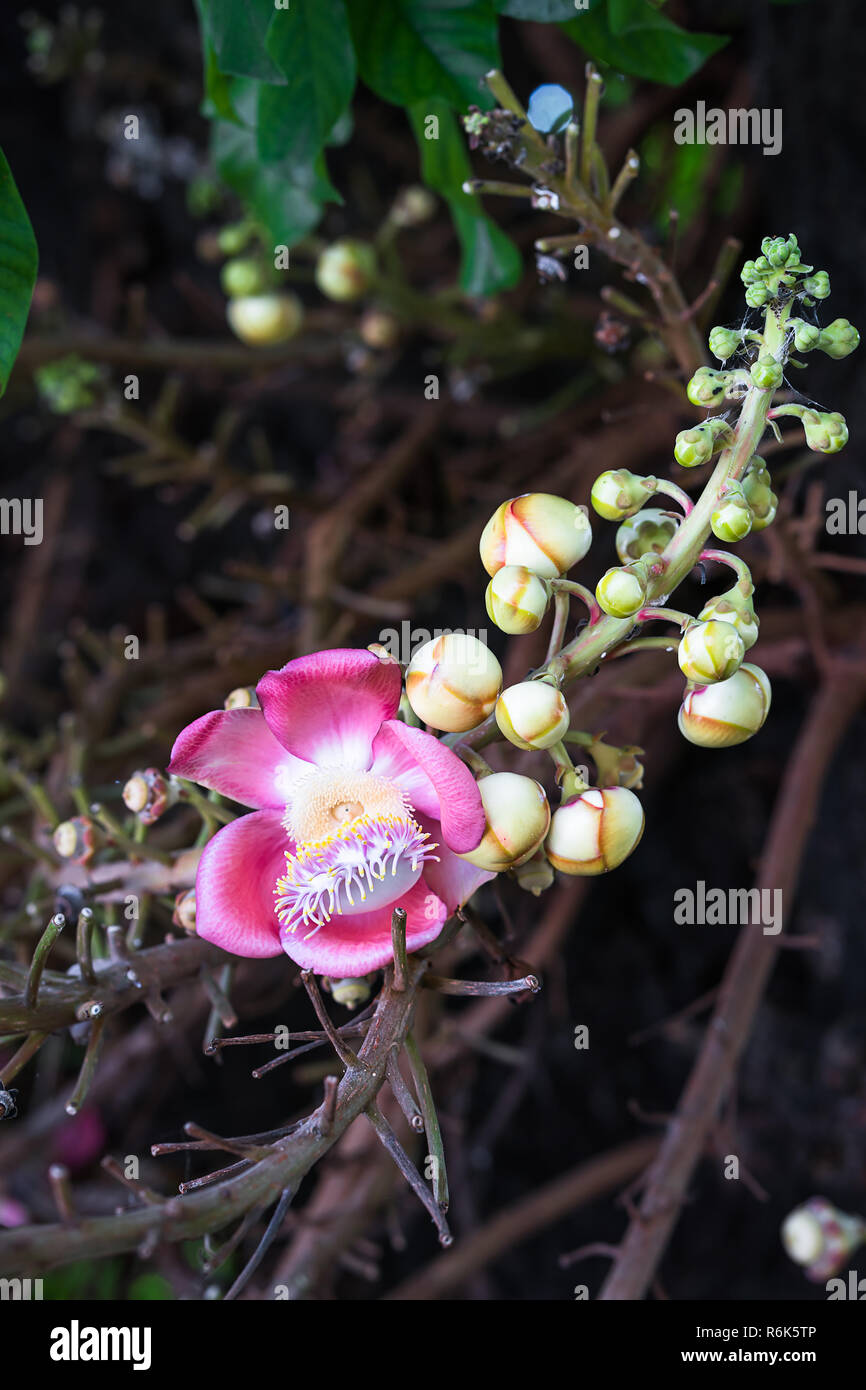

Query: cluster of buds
<box><xmin>215</xmin><ymin>226</ymin><xmax>304</xmax><ymax>347</ymax></box>
<box><xmin>739</xmin><ymin>232</ymin><xmax>828</xmax><ymax>307</ymax></box>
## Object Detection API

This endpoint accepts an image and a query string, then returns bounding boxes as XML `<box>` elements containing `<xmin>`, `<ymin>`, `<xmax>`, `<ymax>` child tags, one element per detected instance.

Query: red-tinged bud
<box><xmin>480</xmin><ymin>493</ymin><xmax>591</xmax><ymax>579</ymax></box>
<box><xmin>678</xmin><ymin>663</ymin><xmax>771</xmax><ymax>748</ymax></box>
<box><xmin>546</xmin><ymin>786</ymin><xmax>644</xmax><ymax>876</ymax></box>
<box><xmin>53</xmin><ymin>816</ymin><xmax>97</xmax><ymax>865</ymax></box>
<box><xmin>172</xmin><ymin>889</ymin><xmax>197</xmax><ymax>934</ymax></box>
<box><xmin>405</xmin><ymin>633</ymin><xmax>502</xmax><ymax>732</ymax></box>
<box><xmin>458</xmin><ymin>772</ymin><xmax>551</xmax><ymax>872</ymax></box>
<box><xmin>122</xmin><ymin>768</ymin><xmax>172</xmax><ymax>825</ymax></box>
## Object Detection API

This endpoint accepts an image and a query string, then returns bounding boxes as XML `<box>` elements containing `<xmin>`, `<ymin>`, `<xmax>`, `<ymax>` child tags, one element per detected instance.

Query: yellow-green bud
<box><xmin>485</xmin><ymin>564</ymin><xmax>550</xmax><ymax>634</ymax></box>
<box><xmin>315</xmin><ymin>239</ymin><xmax>376</xmax><ymax>301</ymax></box>
<box><xmin>220</xmin><ymin>256</ymin><xmax>268</xmax><ymax>299</ymax></box>
<box><xmin>698</xmin><ymin>592</ymin><xmax>759</xmax><ymax>650</ymax></box>
<box><xmin>750</xmin><ymin>354</ymin><xmax>783</xmax><ymax>390</ymax></box>
<box><xmin>227</xmin><ymin>293</ymin><xmax>303</xmax><ymax>345</ymax></box>
<box><xmin>711</xmin><ymin>483</ymin><xmax>753</xmax><ymax>542</ymax></box>
<box><xmin>546</xmin><ymin>786</ymin><xmax>644</xmax><ymax>876</ymax></box>
<box><xmin>512</xmin><ymin>847</ymin><xmax>556</xmax><ymax>896</ymax></box>
<box><xmin>327</xmin><ymin>976</ymin><xmax>374</xmax><ymax>1009</ymax></box>
<box><xmin>674</xmin><ymin>418</ymin><xmax>732</xmax><ymax>468</ymax></box>
<box><xmin>458</xmin><ymin>772</ymin><xmax>551</xmax><ymax>871</ymax></box>
<box><xmin>708</xmin><ymin>326</ymin><xmax>741</xmax><ymax>361</ymax></box>
<box><xmin>224</xmin><ymin>686</ymin><xmax>260</xmax><ymax>710</ymax></box>
<box><xmin>590</xmin><ymin>470</ymin><xmax>655</xmax><ymax>522</ymax></box>
<box><xmin>816</xmin><ymin>318</ymin><xmax>860</xmax><ymax>360</ymax></box>
<box><xmin>686</xmin><ymin>367</ymin><xmax>729</xmax><ymax>408</ymax></box>
<box><xmin>480</xmin><ymin>493</ymin><xmax>592</xmax><ymax>579</ymax></box>
<box><xmin>595</xmin><ymin>564</ymin><xmax>647</xmax><ymax>618</ymax></box>
<box><xmin>615</xmin><ymin>508</ymin><xmax>679</xmax><ymax>564</ymax></box>
<box><xmin>801</xmin><ymin>409</ymin><xmax>848</xmax><ymax>454</ymax></box>
<box><xmin>495</xmin><ymin>681</ymin><xmax>570</xmax><ymax>750</ymax></box>
<box><xmin>678</xmin><ymin>620</ymin><xmax>744</xmax><ymax>683</ymax></box>
<box><xmin>678</xmin><ymin>662</ymin><xmax>771</xmax><ymax>748</ymax></box>
<box><xmin>405</xmin><ymin>633</ymin><xmax>502</xmax><ymax>732</ymax></box>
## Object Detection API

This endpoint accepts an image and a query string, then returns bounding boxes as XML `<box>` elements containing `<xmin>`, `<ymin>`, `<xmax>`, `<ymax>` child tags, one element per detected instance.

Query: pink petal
<box><xmin>168</xmin><ymin>709</ymin><xmax>310</xmax><ymax>809</ymax></box>
<box><xmin>257</xmin><ymin>649</ymin><xmax>402</xmax><ymax>769</ymax></box>
<box><xmin>370</xmin><ymin>720</ymin><xmax>485</xmax><ymax>852</ymax></box>
<box><xmin>195</xmin><ymin>810</ymin><xmax>289</xmax><ymax>958</ymax></box>
<box><xmin>417</xmin><ymin>814</ymin><xmax>495</xmax><ymax>910</ymax></box>
<box><xmin>280</xmin><ymin>877</ymin><xmax>446</xmax><ymax>976</ymax></box>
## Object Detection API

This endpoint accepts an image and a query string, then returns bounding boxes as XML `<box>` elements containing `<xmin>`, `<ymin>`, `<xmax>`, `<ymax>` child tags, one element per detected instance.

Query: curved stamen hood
<box><xmin>275</xmin><ymin>812</ymin><xmax>438</xmax><ymax>939</ymax></box>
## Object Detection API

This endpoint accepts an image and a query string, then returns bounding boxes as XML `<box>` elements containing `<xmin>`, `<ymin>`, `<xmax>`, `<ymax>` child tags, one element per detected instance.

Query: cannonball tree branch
<box><xmin>471</xmin><ymin>69</ymin><xmax>707</xmax><ymax>378</ymax></box>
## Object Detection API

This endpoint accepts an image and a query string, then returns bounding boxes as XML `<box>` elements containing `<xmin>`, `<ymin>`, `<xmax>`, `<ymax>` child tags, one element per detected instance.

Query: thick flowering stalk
<box><xmin>441</xmin><ymin>231</ymin><xmax>855</xmax><ymax>892</ymax></box>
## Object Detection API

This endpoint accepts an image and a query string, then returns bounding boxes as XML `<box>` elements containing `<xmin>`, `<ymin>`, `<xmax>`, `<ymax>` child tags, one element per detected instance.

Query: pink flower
<box><xmin>168</xmin><ymin>649</ymin><xmax>491</xmax><ymax>976</ymax></box>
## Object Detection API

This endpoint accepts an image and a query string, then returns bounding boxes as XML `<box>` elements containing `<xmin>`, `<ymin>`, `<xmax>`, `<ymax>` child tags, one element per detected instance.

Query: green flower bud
<box><xmin>678</xmin><ymin>662</ymin><xmax>771</xmax><ymax>748</ymax></box>
<box><xmin>590</xmin><ymin>469</ymin><xmax>655</xmax><ymax>521</ymax></box>
<box><xmin>458</xmin><ymin>772</ymin><xmax>551</xmax><ymax>871</ymax></box>
<box><xmin>220</xmin><ymin>256</ymin><xmax>268</xmax><ymax>299</ymax></box>
<box><xmin>816</xmin><ymin>318</ymin><xmax>860</xmax><ymax>360</ymax></box>
<box><xmin>801</xmin><ymin>409</ymin><xmax>848</xmax><ymax>454</ymax></box>
<box><xmin>674</xmin><ymin>418</ymin><xmax>733</xmax><ymax>468</ymax></box>
<box><xmin>708</xmin><ymin>326</ymin><xmax>742</xmax><ymax>361</ymax></box>
<box><xmin>512</xmin><ymin>847</ymin><xmax>556</xmax><ymax>897</ymax></box>
<box><xmin>327</xmin><ymin>977</ymin><xmax>374</xmax><ymax>1009</ymax></box>
<box><xmin>595</xmin><ymin>563</ymin><xmax>647</xmax><ymax>618</ymax></box>
<box><xmin>698</xmin><ymin>591</ymin><xmax>760</xmax><ymax>650</ymax></box>
<box><xmin>711</xmin><ymin>483</ymin><xmax>753</xmax><ymax>542</ymax></box>
<box><xmin>485</xmin><ymin>564</ymin><xmax>550</xmax><ymax>634</ymax></box>
<box><xmin>226</xmin><ymin>293</ymin><xmax>304</xmax><ymax>345</ymax></box>
<box><xmin>749</xmin><ymin>491</ymin><xmax>777</xmax><ymax>532</ymax></box>
<box><xmin>802</xmin><ymin>271</ymin><xmax>830</xmax><ymax>300</ymax></box>
<box><xmin>686</xmin><ymin>367</ymin><xmax>729</xmax><ymax>408</ymax></box>
<box><xmin>615</xmin><ymin>508</ymin><xmax>679</xmax><ymax>564</ymax></box>
<box><xmin>315</xmin><ymin>239</ymin><xmax>377</xmax><ymax>302</ymax></box>
<box><xmin>217</xmin><ymin>223</ymin><xmax>253</xmax><ymax>257</ymax></box>
<box><xmin>406</xmin><ymin>633</ymin><xmax>502</xmax><ymax>732</ymax></box>
<box><xmin>761</xmin><ymin>233</ymin><xmax>798</xmax><ymax>268</ymax></box>
<box><xmin>546</xmin><ymin>786</ymin><xmax>644</xmax><ymax>876</ymax></box>
<box><xmin>745</xmin><ymin>283</ymin><xmax>769</xmax><ymax>308</ymax></box>
<box><xmin>678</xmin><ymin>620</ymin><xmax>745</xmax><ymax>684</ymax></box>
<box><xmin>742</xmin><ymin>473</ymin><xmax>776</xmax><ymax>521</ymax></box>
<box><xmin>750</xmin><ymin>354</ymin><xmax>783</xmax><ymax>390</ymax></box>
<box><xmin>788</xmin><ymin>317</ymin><xmax>822</xmax><ymax>353</ymax></box>
<box><xmin>495</xmin><ymin>681</ymin><xmax>570</xmax><ymax>751</ymax></box>
<box><xmin>740</xmin><ymin>260</ymin><xmax>760</xmax><ymax>286</ymax></box>
<box><xmin>745</xmin><ymin>455</ymin><xmax>771</xmax><ymax>488</ymax></box>
<box><xmin>755</xmin><ymin>256</ymin><xmax>771</xmax><ymax>273</ymax></box>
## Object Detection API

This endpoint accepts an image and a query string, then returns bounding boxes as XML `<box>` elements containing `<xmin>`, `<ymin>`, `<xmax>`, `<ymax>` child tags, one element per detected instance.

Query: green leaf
<box><xmin>563</xmin><ymin>2</ymin><xmax>727</xmax><ymax>84</ymax></box>
<box><xmin>259</xmin><ymin>0</ymin><xmax>356</xmax><ymax>165</ymax></box>
<box><xmin>410</xmin><ymin>100</ymin><xmax>521</xmax><ymax>295</ymax></box>
<box><xmin>212</xmin><ymin>111</ymin><xmax>339</xmax><ymax>248</ymax></box>
<box><xmin>350</xmin><ymin>0</ymin><xmax>500</xmax><ymax>110</ymax></box>
<box><xmin>497</xmin><ymin>0</ymin><xmax>600</xmax><ymax>19</ymax></box>
<box><xmin>0</xmin><ymin>148</ymin><xmax>38</xmax><ymax>396</ymax></box>
<box><xmin>200</xmin><ymin>0</ymin><xmax>286</xmax><ymax>82</ymax></box>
